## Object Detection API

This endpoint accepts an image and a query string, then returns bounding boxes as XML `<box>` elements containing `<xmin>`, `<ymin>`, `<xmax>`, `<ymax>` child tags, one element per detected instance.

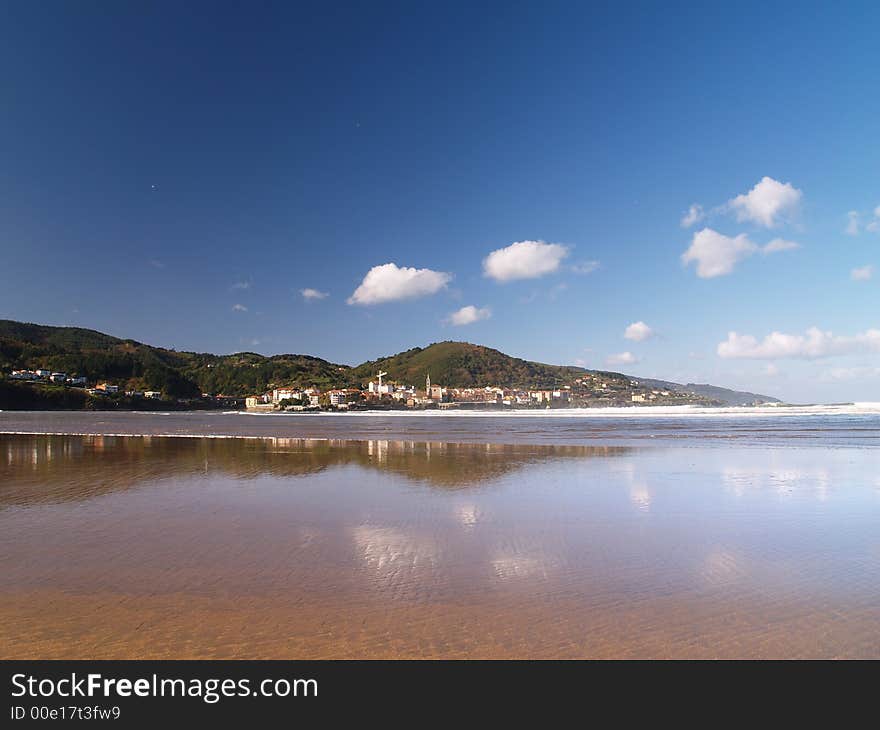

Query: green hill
<box><xmin>0</xmin><ymin>320</ymin><xmax>353</xmax><ymax>398</ymax></box>
<box><xmin>350</xmin><ymin>341</ymin><xmax>589</xmax><ymax>389</ymax></box>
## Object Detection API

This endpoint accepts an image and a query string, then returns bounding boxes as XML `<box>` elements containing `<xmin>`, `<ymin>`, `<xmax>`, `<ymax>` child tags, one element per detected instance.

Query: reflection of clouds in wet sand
<box><xmin>617</xmin><ymin>462</ymin><xmax>652</xmax><ymax>512</ymax></box>
<box><xmin>491</xmin><ymin>555</ymin><xmax>546</xmax><ymax>581</ymax></box>
<box><xmin>455</xmin><ymin>503</ymin><xmax>482</xmax><ymax>529</ymax></box>
<box><xmin>351</xmin><ymin>525</ymin><xmax>439</xmax><ymax>581</ymax></box>
<box><xmin>722</xmin><ymin>466</ymin><xmax>831</xmax><ymax>499</ymax></box>
<box><xmin>489</xmin><ymin>537</ymin><xmax>560</xmax><ymax>583</ymax></box>
<box><xmin>700</xmin><ymin>548</ymin><xmax>749</xmax><ymax>587</ymax></box>
<box><xmin>715</xmin><ymin>448</ymin><xmax>877</xmax><ymax>501</ymax></box>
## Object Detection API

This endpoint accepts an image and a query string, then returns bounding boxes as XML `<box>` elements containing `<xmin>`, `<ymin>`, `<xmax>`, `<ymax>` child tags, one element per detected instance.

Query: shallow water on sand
<box><xmin>1</xmin><ymin>412</ymin><xmax>880</xmax><ymax>658</ymax></box>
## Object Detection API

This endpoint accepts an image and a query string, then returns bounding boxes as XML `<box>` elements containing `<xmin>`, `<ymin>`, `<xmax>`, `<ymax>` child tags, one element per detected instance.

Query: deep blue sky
<box><xmin>2</xmin><ymin>2</ymin><xmax>879</xmax><ymax>402</ymax></box>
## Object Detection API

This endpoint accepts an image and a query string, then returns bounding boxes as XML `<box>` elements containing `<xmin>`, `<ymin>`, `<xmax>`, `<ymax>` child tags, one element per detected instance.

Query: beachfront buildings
<box><xmin>247</xmin><ymin>375</ymin><xmax>621</xmax><ymax>412</ymax></box>
<box><xmin>272</xmin><ymin>387</ymin><xmax>302</xmax><ymax>404</ymax></box>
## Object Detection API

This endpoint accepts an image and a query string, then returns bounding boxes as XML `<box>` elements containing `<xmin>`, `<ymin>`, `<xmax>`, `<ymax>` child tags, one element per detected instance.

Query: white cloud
<box><xmin>727</xmin><ymin>176</ymin><xmax>802</xmax><ymax>228</ymax></box>
<box><xmin>761</xmin><ymin>238</ymin><xmax>800</xmax><ymax>254</ymax></box>
<box><xmin>301</xmin><ymin>287</ymin><xmax>329</xmax><ymax>301</ymax></box>
<box><xmin>483</xmin><ymin>240</ymin><xmax>569</xmax><ymax>282</ymax></box>
<box><xmin>763</xmin><ymin>363</ymin><xmax>780</xmax><ymax>377</ymax></box>
<box><xmin>606</xmin><ymin>351</ymin><xmax>639</xmax><ymax>366</ymax></box>
<box><xmin>347</xmin><ymin>263</ymin><xmax>451</xmax><ymax>306</ymax></box>
<box><xmin>624</xmin><ymin>321</ymin><xmax>654</xmax><ymax>341</ymax></box>
<box><xmin>845</xmin><ymin>211</ymin><xmax>860</xmax><ymax>236</ymax></box>
<box><xmin>851</xmin><ymin>265</ymin><xmax>874</xmax><ymax>281</ymax></box>
<box><xmin>844</xmin><ymin>206</ymin><xmax>880</xmax><ymax>235</ymax></box>
<box><xmin>571</xmin><ymin>260</ymin><xmax>600</xmax><ymax>275</ymax></box>
<box><xmin>447</xmin><ymin>305</ymin><xmax>491</xmax><ymax>326</ymax></box>
<box><xmin>718</xmin><ymin>327</ymin><xmax>880</xmax><ymax>360</ymax></box>
<box><xmin>232</xmin><ymin>303</ymin><xmax>248</xmax><ymax>312</ymax></box>
<box><xmin>682</xmin><ymin>229</ymin><xmax>797</xmax><ymax>278</ymax></box>
<box><xmin>231</xmin><ymin>280</ymin><xmax>251</xmax><ymax>290</ymax></box>
<box><xmin>682</xmin><ymin>228</ymin><xmax>758</xmax><ymax>278</ymax></box>
<box><xmin>680</xmin><ymin>203</ymin><xmax>704</xmax><ymax>228</ymax></box>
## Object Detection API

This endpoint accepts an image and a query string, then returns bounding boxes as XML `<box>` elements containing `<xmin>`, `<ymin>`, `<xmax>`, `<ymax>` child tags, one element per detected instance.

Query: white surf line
<box><xmin>216</xmin><ymin>405</ymin><xmax>878</xmax><ymax>418</ymax></box>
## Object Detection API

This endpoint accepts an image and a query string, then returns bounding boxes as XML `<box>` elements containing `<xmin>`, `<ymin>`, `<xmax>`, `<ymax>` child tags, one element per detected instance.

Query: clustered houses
<box><xmin>6</xmin><ymin>368</ymin><xmax>243</xmax><ymax>407</ymax></box>
<box><xmin>245</xmin><ymin>371</ymin><xmax>699</xmax><ymax>412</ymax></box>
<box><xmin>11</xmin><ymin>369</ymin><xmax>88</xmax><ymax>386</ymax></box>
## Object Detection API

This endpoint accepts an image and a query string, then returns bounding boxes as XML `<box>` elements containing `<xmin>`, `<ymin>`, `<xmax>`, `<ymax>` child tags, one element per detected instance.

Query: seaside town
<box><xmin>6</xmin><ymin>368</ymin><xmax>244</xmax><ymax>408</ymax></box>
<box><xmin>245</xmin><ymin>371</ymin><xmax>708</xmax><ymax>410</ymax></box>
<box><xmin>6</xmin><ymin>367</ymin><xmax>713</xmax><ymax>410</ymax></box>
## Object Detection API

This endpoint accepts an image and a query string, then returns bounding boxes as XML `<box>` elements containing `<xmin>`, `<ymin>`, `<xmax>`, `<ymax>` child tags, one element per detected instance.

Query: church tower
<box><xmin>426</xmin><ymin>372</ymin><xmax>431</xmax><ymax>395</ymax></box>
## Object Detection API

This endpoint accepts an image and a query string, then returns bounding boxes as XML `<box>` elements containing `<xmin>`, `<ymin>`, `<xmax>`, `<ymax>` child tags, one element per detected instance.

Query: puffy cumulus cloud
<box><xmin>680</xmin><ymin>203</ymin><xmax>704</xmax><ymax>228</ymax></box>
<box><xmin>483</xmin><ymin>240</ymin><xmax>569</xmax><ymax>282</ymax></box>
<box><xmin>624</xmin><ymin>321</ymin><xmax>654</xmax><ymax>341</ymax></box>
<box><xmin>682</xmin><ymin>228</ymin><xmax>758</xmax><ymax>278</ymax></box>
<box><xmin>447</xmin><ymin>305</ymin><xmax>491</xmax><ymax>326</ymax></box>
<box><xmin>728</xmin><ymin>176</ymin><xmax>802</xmax><ymax>228</ymax></box>
<box><xmin>851</xmin><ymin>265</ymin><xmax>874</xmax><ymax>281</ymax></box>
<box><xmin>347</xmin><ymin>263</ymin><xmax>451</xmax><ymax>305</ymax></box>
<box><xmin>868</xmin><ymin>206</ymin><xmax>880</xmax><ymax>233</ymax></box>
<box><xmin>717</xmin><ymin>327</ymin><xmax>880</xmax><ymax>360</ymax></box>
<box><xmin>761</xmin><ymin>238</ymin><xmax>800</xmax><ymax>254</ymax></box>
<box><xmin>682</xmin><ymin>229</ymin><xmax>798</xmax><ymax>278</ymax></box>
<box><xmin>231</xmin><ymin>303</ymin><xmax>248</xmax><ymax>312</ymax></box>
<box><xmin>300</xmin><ymin>287</ymin><xmax>329</xmax><ymax>301</ymax></box>
<box><xmin>606</xmin><ymin>351</ymin><xmax>639</xmax><ymax>366</ymax></box>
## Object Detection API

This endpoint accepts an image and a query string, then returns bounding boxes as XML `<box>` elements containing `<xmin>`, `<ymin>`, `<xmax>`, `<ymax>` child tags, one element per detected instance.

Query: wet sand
<box><xmin>2</xmin><ymin>428</ymin><xmax>880</xmax><ymax>659</ymax></box>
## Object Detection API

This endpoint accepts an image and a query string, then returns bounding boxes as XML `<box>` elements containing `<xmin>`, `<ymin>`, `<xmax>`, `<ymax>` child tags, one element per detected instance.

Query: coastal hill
<box><xmin>350</xmin><ymin>341</ymin><xmax>590</xmax><ymax>389</ymax></box>
<box><xmin>0</xmin><ymin>319</ymin><xmax>779</xmax><ymax>405</ymax></box>
<box><xmin>0</xmin><ymin>319</ymin><xmax>354</xmax><ymax>398</ymax></box>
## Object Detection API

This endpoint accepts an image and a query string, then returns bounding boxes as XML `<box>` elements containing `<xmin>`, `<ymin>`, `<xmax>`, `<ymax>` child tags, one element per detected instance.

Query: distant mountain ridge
<box><xmin>636</xmin><ymin>377</ymin><xmax>780</xmax><ymax>407</ymax></box>
<box><xmin>0</xmin><ymin>319</ymin><xmax>780</xmax><ymax>405</ymax></box>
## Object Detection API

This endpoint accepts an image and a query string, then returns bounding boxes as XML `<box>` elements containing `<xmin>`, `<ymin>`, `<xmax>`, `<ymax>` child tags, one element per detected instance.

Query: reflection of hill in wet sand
<box><xmin>0</xmin><ymin>434</ymin><xmax>632</xmax><ymax>505</ymax></box>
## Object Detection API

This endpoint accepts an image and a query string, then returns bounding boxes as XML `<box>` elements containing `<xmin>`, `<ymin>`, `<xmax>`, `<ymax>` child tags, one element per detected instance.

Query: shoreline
<box><xmin>3</xmin><ymin>402</ymin><xmax>877</xmax><ymax>419</ymax></box>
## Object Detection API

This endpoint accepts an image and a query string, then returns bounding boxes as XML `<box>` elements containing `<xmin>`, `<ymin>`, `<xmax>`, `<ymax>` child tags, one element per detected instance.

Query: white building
<box><xmin>10</xmin><ymin>370</ymin><xmax>39</xmax><ymax>381</ymax></box>
<box><xmin>329</xmin><ymin>389</ymin><xmax>359</xmax><ymax>406</ymax></box>
<box><xmin>272</xmin><ymin>388</ymin><xmax>302</xmax><ymax>403</ymax></box>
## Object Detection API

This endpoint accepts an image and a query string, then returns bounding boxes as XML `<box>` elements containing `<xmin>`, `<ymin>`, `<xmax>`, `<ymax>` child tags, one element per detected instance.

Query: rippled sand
<box><xmin>2</xmin><ymin>430</ymin><xmax>879</xmax><ymax>658</ymax></box>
